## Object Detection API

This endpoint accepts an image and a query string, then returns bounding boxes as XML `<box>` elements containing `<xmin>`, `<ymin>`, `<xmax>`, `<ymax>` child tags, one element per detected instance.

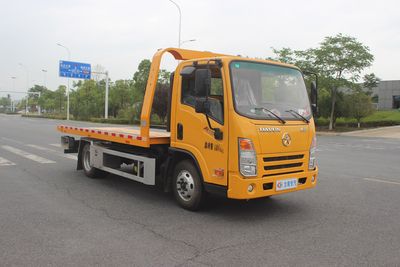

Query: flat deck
<box><xmin>57</xmin><ymin>125</ymin><xmax>170</xmax><ymax>147</ymax></box>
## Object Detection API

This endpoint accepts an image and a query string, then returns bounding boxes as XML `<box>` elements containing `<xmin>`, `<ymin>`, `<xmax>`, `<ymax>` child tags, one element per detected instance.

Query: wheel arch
<box><xmin>76</xmin><ymin>138</ymin><xmax>92</xmax><ymax>170</ymax></box>
<box><xmin>163</xmin><ymin>147</ymin><xmax>204</xmax><ymax>192</ymax></box>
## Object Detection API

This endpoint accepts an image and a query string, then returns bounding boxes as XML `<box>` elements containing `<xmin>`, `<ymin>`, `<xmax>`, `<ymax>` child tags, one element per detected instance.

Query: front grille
<box><xmin>262</xmin><ymin>153</ymin><xmax>305</xmax><ymax>177</ymax></box>
<box><xmin>264</xmin><ymin>162</ymin><xmax>303</xmax><ymax>170</ymax></box>
<box><xmin>263</xmin><ymin>154</ymin><xmax>304</xmax><ymax>162</ymax></box>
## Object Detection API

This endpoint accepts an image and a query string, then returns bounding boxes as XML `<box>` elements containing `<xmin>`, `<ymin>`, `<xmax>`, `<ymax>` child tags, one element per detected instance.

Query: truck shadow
<box><xmin>202</xmin><ymin>195</ymin><xmax>305</xmax><ymax>221</ymax></box>
<box><xmin>89</xmin><ymin>173</ymin><xmax>306</xmax><ymax>222</ymax></box>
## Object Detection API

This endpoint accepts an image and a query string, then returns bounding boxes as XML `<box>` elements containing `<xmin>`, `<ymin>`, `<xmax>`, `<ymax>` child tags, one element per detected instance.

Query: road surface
<box><xmin>1</xmin><ymin>114</ymin><xmax>399</xmax><ymax>266</ymax></box>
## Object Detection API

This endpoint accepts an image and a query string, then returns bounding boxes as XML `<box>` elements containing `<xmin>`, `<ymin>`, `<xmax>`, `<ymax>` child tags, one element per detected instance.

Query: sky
<box><xmin>0</xmin><ymin>0</ymin><xmax>399</xmax><ymax>99</ymax></box>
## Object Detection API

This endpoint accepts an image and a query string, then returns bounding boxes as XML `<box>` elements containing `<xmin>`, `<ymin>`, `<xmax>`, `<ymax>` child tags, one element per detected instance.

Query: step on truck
<box><xmin>58</xmin><ymin>48</ymin><xmax>319</xmax><ymax>210</ymax></box>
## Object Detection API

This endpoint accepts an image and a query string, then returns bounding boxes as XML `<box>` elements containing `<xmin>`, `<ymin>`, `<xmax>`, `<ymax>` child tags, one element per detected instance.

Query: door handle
<box><xmin>177</xmin><ymin>123</ymin><xmax>183</xmax><ymax>140</ymax></box>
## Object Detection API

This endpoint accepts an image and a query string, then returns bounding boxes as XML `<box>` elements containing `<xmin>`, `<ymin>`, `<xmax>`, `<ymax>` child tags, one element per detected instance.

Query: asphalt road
<box><xmin>1</xmin><ymin>114</ymin><xmax>399</xmax><ymax>266</ymax></box>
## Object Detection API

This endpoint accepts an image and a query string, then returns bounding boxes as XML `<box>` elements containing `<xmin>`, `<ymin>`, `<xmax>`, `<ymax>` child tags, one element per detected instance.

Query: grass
<box><xmin>363</xmin><ymin>110</ymin><xmax>400</xmax><ymax>122</ymax></box>
<box><xmin>317</xmin><ymin>110</ymin><xmax>400</xmax><ymax>131</ymax></box>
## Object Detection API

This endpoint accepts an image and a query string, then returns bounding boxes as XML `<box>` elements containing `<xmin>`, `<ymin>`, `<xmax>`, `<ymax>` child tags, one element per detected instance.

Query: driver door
<box><xmin>171</xmin><ymin>64</ymin><xmax>229</xmax><ymax>186</ymax></box>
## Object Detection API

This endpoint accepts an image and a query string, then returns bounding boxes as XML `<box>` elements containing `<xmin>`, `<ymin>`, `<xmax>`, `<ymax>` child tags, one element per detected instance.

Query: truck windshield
<box><xmin>230</xmin><ymin>61</ymin><xmax>311</xmax><ymax>121</ymax></box>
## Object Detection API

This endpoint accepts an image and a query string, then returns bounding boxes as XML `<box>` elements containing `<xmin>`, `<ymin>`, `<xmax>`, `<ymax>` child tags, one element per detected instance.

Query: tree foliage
<box><xmin>363</xmin><ymin>73</ymin><xmax>380</xmax><ymax>96</ymax></box>
<box><xmin>152</xmin><ymin>83</ymin><xmax>169</xmax><ymax>123</ymax></box>
<box><xmin>70</xmin><ymin>80</ymin><xmax>105</xmax><ymax>120</ymax></box>
<box><xmin>345</xmin><ymin>91</ymin><xmax>374</xmax><ymax>127</ymax></box>
<box><xmin>272</xmin><ymin>33</ymin><xmax>374</xmax><ymax>129</ymax></box>
<box><xmin>0</xmin><ymin>95</ymin><xmax>11</xmax><ymax>112</ymax></box>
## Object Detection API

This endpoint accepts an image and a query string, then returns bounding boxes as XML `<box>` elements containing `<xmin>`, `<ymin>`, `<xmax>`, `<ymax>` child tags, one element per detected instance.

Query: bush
<box><xmin>316</xmin><ymin>117</ymin><xmax>329</xmax><ymax>126</ymax></box>
<box><xmin>317</xmin><ymin>110</ymin><xmax>400</xmax><ymax>130</ymax></box>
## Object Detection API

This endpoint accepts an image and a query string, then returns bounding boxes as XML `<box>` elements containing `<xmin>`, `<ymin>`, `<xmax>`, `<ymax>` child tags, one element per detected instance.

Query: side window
<box><xmin>180</xmin><ymin>67</ymin><xmax>224</xmax><ymax>124</ymax></box>
<box><xmin>208</xmin><ymin>70</ymin><xmax>224</xmax><ymax>124</ymax></box>
<box><xmin>181</xmin><ymin>72</ymin><xmax>196</xmax><ymax>106</ymax></box>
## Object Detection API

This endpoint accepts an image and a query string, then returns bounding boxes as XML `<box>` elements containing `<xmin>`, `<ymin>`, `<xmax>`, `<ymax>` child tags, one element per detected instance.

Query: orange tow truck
<box><xmin>58</xmin><ymin>48</ymin><xmax>318</xmax><ymax>210</ymax></box>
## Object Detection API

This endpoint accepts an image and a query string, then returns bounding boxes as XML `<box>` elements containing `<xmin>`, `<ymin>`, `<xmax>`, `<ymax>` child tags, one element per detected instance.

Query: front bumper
<box><xmin>227</xmin><ymin>167</ymin><xmax>318</xmax><ymax>199</ymax></box>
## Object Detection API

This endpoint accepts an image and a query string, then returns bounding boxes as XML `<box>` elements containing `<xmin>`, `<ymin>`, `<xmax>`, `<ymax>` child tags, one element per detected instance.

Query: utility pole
<box><xmin>18</xmin><ymin>63</ymin><xmax>29</xmax><ymax>114</ymax></box>
<box><xmin>168</xmin><ymin>0</ymin><xmax>182</xmax><ymax>48</ymax></box>
<box><xmin>42</xmin><ymin>69</ymin><xmax>47</xmax><ymax>88</ymax></box>
<box><xmin>92</xmin><ymin>70</ymin><xmax>110</xmax><ymax>119</ymax></box>
<box><xmin>57</xmin><ymin>43</ymin><xmax>71</xmax><ymax>120</ymax></box>
<box><xmin>105</xmin><ymin>71</ymin><xmax>109</xmax><ymax>119</ymax></box>
<box><xmin>10</xmin><ymin>76</ymin><xmax>16</xmax><ymax>111</ymax></box>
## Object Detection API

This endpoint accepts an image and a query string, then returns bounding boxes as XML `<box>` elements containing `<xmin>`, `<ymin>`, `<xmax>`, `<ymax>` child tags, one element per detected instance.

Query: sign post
<box><xmin>91</xmin><ymin>70</ymin><xmax>110</xmax><ymax>119</ymax></box>
<box><xmin>59</xmin><ymin>60</ymin><xmax>91</xmax><ymax>120</ymax></box>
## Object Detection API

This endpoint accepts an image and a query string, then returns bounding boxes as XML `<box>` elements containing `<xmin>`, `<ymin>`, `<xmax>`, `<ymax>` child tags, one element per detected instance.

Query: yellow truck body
<box><xmin>58</xmin><ymin>48</ymin><xmax>318</xmax><ymax>210</ymax></box>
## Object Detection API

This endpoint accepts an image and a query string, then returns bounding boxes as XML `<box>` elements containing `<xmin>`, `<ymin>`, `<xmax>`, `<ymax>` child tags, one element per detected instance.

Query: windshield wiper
<box><xmin>254</xmin><ymin>107</ymin><xmax>286</xmax><ymax>124</ymax></box>
<box><xmin>286</xmin><ymin>109</ymin><xmax>310</xmax><ymax>123</ymax></box>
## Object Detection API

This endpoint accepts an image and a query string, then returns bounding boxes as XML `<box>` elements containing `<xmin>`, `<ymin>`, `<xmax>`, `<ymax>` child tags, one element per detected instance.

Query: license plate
<box><xmin>276</xmin><ymin>178</ymin><xmax>298</xmax><ymax>191</ymax></box>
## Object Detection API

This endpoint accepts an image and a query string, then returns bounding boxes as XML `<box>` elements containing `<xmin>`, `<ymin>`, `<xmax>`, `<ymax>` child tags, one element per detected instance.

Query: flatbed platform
<box><xmin>57</xmin><ymin>125</ymin><xmax>170</xmax><ymax>147</ymax></box>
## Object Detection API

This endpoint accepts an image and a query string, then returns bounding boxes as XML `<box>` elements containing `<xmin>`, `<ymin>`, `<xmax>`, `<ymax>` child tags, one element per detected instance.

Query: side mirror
<box><xmin>194</xmin><ymin>69</ymin><xmax>211</xmax><ymax>97</ymax></box>
<box><xmin>195</xmin><ymin>98</ymin><xmax>210</xmax><ymax>114</ymax></box>
<box><xmin>310</xmin><ymin>81</ymin><xmax>318</xmax><ymax>116</ymax></box>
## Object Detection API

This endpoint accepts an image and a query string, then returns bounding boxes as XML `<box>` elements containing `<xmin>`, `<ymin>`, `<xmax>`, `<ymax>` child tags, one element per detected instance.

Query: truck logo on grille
<box><xmin>259</xmin><ymin>127</ymin><xmax>281</xmax><ymax>132</ymax></box>
<box><xmin>282</xmin><ymin>133</ymin><xmax>291</xmax><ymax>147</ymax></box>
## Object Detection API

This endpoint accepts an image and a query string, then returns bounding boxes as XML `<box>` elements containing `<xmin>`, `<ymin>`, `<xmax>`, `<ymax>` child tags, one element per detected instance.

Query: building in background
<box><xmin>374</xmin><ymin>80</ymin><xmax>400</xmax><ymax>110</ymax></box>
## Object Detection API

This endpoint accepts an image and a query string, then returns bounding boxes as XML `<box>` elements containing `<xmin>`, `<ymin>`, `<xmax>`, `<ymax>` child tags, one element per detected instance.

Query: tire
<box><xmin>81</xmin><ymin>143</ymin><xmax>107</xmax><ymax>179</ymax></box>
<box><xmin>172</xmin><ymin>160</ymin><xmax>205</xmax><ymax>211</ymax></box>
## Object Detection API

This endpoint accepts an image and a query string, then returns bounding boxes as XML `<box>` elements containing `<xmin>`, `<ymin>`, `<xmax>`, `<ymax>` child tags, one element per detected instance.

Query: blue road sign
<box><xmin>59</xmin><ymin>60</ymin><xmax>91</xmax><ymax>79</ymax></box>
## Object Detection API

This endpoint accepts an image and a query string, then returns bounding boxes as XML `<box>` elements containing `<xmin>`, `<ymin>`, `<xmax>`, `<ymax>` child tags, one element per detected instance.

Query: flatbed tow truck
<box><xmin>58</xmin><ymin>48</ymin><xmax>318</xmax><ymax>210</ymax></box>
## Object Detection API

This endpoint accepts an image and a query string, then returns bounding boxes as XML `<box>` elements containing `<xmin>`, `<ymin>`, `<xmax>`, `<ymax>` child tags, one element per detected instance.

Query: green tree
<box><xmin>70</xmin><ymin>80</ymin><xmax>104</xmax><ymax>120</ymax></box>
<box><xmin>28</xmin><ymin>85</ymin><xmax>47</xmax><ymax>113</ymax></box>
<box><xmin>54</xmin><ymin>85</ymin><xmax>67</xmax><ymax>114</ymax></box>
<box><xmin>120</xmin><ymin>59</ymin><xmax>171</xmax><ymax>124</ymax></box>
<box><xmin>345</xmin><ymin>91</ymin><xmax>374</xmax><ymax>128</ymax></box>
<box><xmin>272</xmin><ymin>33</ymin><xmax>374</xmax><ymax>130</ymax></box>
<box><xmin>363</xmin><ymin>73</ymin><xmax>380</xmax><ymax>96</ymax></box>
<box><xmin>132</xmin><ymin>59</ymin><xmax>151</xmax><ymax>98</ymax></box>
<box><xmin>0</xmin><ymin>96</ymin><xmax>11</xmax><ymax>112</ymax></box>
<box><xmin>314</xmin><ymin>34</ymin><xmax>373</xmax><ymax>130</ymax></box>
<box><xmin>109</xmin><ymin>80</ymin><xmax>134</xmax><ymax>117</ymax></box>
<box><xmin>152</xmin><ymin>83</ymin><xmax>169</xmax><ymax>123</ymax></box>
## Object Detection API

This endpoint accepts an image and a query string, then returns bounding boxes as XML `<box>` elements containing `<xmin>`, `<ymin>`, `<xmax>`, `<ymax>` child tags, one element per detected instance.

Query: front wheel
<box><xmin>172</xmin><ymin>160</ymin><xmax>205</xmax><ymax>211</ymax></box>
<box><xmin>81</xmin><ymin>143</ymin><xmax>107</xmax><ymax>179</ymax></box>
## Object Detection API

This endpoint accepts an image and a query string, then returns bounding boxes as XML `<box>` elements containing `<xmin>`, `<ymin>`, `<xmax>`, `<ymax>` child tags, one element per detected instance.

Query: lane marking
<box><xmin>27</xmin><ymin>144</ymin><xmax>77</xmax><ymax>160</ymax></box>
<box><xmin>49</xmin><ymin>144</ymin><xmax>60</xmax><ymax>148</ymax></box>
<box><xmin>364</xmin><ymin>177</ymin><xmax>400</xmax><ymax>186</ymax></box>
<box><xmin>1</xmin><ymin>137</ymin><xmax>24</xmax><ymax>145</ymax></box>
<box><xmin>1</xmin><ymin>145</ymin><xmax>56</xmax><ymax>164</ymax></box>
<box><xmin>0</xmin><ymin>157</ymin><xmax>16</xmax><ymax>166</ymax></box>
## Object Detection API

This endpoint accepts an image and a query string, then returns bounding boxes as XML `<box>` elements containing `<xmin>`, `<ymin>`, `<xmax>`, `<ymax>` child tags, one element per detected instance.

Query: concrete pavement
<box><xmin>0</xmin><ymin>114</ymin><xmax>399</xmax><ymax>266</ymax></box>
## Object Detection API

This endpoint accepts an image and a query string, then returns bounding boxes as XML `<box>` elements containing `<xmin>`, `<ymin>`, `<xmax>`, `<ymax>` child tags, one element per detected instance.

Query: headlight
<box><xmin>308</xmin><ymin>135</ymin><xmax>317</xmax><ymax>170</ymax></box>
<box><xmin>239</xmin><ymin>138</ymin><xmax>257</xmax><ymax>177</ymax></box>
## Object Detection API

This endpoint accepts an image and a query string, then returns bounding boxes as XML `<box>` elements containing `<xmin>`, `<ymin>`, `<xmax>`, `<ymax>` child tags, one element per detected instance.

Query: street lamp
<box><xmin>56</xmin><ymin>43</ymin><xmax>71</xmax><ymax>120</ymax></box>
<box><xmin>180</xmin><ymin>39</ymin><xmax>196</xmax><ymax>47</ymax></box>
<box><xmin>10</xmin><ymin>77</ymin><xmax>17</xmax><ymax>112</ymax></box>
<box><xmin>168</xmin><ymin>0</ymin><xmax>181</xmax><ymax>48</ymax></box>
<box><xmin>18</xmin><ymin>63</ymin><xmax>29</xmax><ymax>114</ymax></box>
<box><xmin>42</xmin><ymin>69</ymin><xmax>47</xmax><ymax>88</ymax></box>
<box><xmin>10</xmin><ymin>76</ymin><xmax>16</xmax><ymax>91</ymax></box>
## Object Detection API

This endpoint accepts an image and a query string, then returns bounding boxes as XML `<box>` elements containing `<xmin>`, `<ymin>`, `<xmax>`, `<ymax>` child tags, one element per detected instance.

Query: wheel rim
<box><xmin>176</xmin><ymin>170</ymin><xmax>195</xmax><ymax>202</ymax></box>
<box><xmin>83</xmin><ymin>148</ymin><xmax>92</xmax><ymax>171</ymax></box>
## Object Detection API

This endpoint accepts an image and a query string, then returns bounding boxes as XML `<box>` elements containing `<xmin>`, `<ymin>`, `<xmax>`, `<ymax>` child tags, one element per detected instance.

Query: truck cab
<box><xmin>59</xmin><ymin>48</ymin><xmax>318</xmax><ymax>210</ymax></box>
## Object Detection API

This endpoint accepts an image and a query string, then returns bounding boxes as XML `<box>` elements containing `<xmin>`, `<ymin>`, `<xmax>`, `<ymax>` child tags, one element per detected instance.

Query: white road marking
<box><xmin>49</xmin><ymin>144</ymin><xmax>60</xmax><ymax>148</ymax></box>
<box><xmin>27</xmin><ymin>144</ymin><xmax>77</xmax><ymax>160</ymax></box>
<box><xmin>0</xmin><ymin>157</ymin><xmax>16</xmax><ymax>166</ymax></box>
<box><xmin>1</xmin><ymin>145</ymin><xmax>56</xmax><ymax>164</ymax></box>
<box><xmin>364</xmin><ymin>177</ymin><xmax>400</xmax><ymax>186</ymax></box>
<box><xmin>1</xmin><ymin>137</ymin><xmax>24</xmax><ymax>145</ymax></box>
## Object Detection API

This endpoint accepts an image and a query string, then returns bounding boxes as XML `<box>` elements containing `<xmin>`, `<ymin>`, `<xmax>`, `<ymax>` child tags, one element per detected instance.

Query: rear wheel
<box><xmin>81</xmin><ymin>143</ymin><xmax>107</xmax><ymax>178</ymax></box>
<box><xmin>172</xmin><ymin>160</ymin><xmax>205</xmax><ymax>211</ymax></box>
